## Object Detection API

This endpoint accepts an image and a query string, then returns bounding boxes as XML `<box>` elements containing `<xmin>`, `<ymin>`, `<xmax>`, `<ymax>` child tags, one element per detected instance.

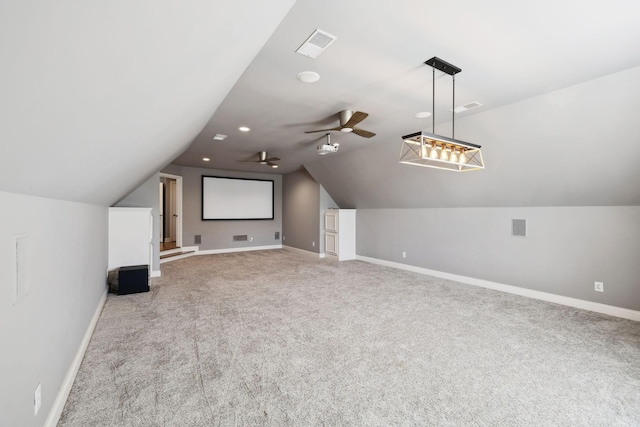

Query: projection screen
<box><xmin>201</xmin><ymin>176</ymin><xmax>274</xmax><ymax>220</ymax></box>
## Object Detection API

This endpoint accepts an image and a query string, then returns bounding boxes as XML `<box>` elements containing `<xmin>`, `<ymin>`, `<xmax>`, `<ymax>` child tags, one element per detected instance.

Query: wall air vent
<box><xmin>233</xmin><ymin>235</ymin><xmax>248</xmax><ymax>242</ymax></box>
<box><xmin>512</xmin><ymin>219</ymin><xmax>527</xmax><ymax>237</ymax></box>
<box><xmin>296</xmin><ymin>29</ymin><xmax>337</xmax><ymax>59</ymax></box>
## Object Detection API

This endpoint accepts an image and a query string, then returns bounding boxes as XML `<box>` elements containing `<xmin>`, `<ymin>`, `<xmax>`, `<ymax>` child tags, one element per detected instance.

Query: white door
<box><xmin>167</xmin><ymin>179</ymin><xmax>176</xmax><ymax>242</ymax></box>
<box><xmin>158</xmin><ymin>182</ymin><xmax>164</xmax><ymax>243</ymax></box>
<box><xmin>325</xmin><ymin>232</ymin><xmax>337</xmax><ymax>256</ymax></box>
<box><xmin>325</xmin><ymin>210</ymin><xmax>338</xmax><ymax>232</ymax></box>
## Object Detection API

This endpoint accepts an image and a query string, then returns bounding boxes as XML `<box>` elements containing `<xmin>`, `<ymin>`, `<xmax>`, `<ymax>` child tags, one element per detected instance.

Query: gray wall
<box><xmin>357</xmin><ymin>207</ymin><xmax>640</xmax><ymax>311</ymax></box>
<box><xmin>166</xmin><ymin>165</ymin><xmax>282</xmax><ymax>250</ymax></box>
<box><xmin>0</xmin><ymin>191</ymin><xmax>107</xmax><ymax>427</ymax></box>
<box><xmin>114</xmin><ymin>172</ymin><xmax>160</xmax><ymax>273</ymax></box>
<box><xmin>283</xmin><ymin>168</ymin><xmax>320</xmax><ymax>253</ymax></box>
<box><xmin>302</xmin><ymin>65</ymin><xmax>640</xmax><ymax>312</ymax></box>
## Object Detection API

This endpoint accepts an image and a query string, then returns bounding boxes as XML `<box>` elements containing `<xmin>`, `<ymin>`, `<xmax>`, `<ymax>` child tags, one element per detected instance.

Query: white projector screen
<box><xmin>202</xmin><ymin>176</ymin><xmax>274</xmax><ymax>220</ymax></box>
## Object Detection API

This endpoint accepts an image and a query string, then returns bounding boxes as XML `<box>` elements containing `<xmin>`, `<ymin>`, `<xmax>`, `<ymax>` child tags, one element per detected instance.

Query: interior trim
<box><xmin>44</xmin><ymin>289</ymin><xmax>107</xmax><ymax>427</ymax></box>
<box><xmin>357</xmin><ymin>255</ymin><xmax>640</xmax><ymax>322</ymax></box>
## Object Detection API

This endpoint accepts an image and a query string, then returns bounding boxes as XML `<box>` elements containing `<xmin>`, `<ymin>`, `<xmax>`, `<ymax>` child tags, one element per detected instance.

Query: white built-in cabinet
<box><xmin>108</xmin><ymin>207</ymin><xmax>153</xmax><ymax>271</ymax></box>
<box><xmin>324</xmin><ymin>209</ymin><xmax>356</xmax><ymax>261</ymax></box>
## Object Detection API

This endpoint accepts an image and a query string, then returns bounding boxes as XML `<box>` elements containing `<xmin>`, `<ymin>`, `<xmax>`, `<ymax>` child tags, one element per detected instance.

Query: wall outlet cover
<box><xmin>595</xmin><ymin>281</ymin><xmax>604</xmax><ymax>292</ymax></box>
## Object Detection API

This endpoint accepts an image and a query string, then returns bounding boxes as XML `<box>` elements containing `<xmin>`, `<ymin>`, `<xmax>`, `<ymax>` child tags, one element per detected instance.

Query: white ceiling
<box><xmin>173</xmin><ymin>0</ymin><xmax>640</xmax><ymax>174</ymax></box>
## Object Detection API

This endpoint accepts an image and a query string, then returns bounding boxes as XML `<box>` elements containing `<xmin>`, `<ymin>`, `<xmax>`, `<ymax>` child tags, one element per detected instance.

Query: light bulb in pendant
<box><xmin>421</xmin><ymin>144</ymin><xmax>428</xmax><ymax>158</ymax></box>
<box><xmin>450</xmin><ymin>148</ymin><xmax>458</xmax><ymax>163</ymax></box>
<box><xmin>440</xmin><ymin>146</ymin><xmax>448</xmax><ymax>161</ymax></box>
<box><xmin>459</xmin><ymin>148</ymin><xmax>467</xmax><ymax>164</ymax></box>
<box><xmin>430</xmin><ymin>143</ymin><xmax>438</xmax><ymax>159</ymax></box>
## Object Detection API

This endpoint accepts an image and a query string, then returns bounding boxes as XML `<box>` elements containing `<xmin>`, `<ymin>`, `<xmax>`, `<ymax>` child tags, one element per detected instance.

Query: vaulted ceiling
<box><xmin>2</xmin><ymin>0</ymin><xmax>640</xmax><ymax>208</ymax></box>
<box><xmin>0</xmin><ymin>0</ymin><xmax>296</xmax><ymax>205</ymax></box>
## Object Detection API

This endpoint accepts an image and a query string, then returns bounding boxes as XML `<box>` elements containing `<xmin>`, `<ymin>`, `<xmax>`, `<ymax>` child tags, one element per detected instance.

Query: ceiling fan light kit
<box><xmin>237</xmin><ymin>151</ymin><xmax>280</xmax><ymax>168</ymax></box>
<box><xmin>305</xmin><ymin>109</ymin><xmax>376</xmax><ymax>138</ymax></box>
<box><xmin>399</xmin><ymin>57</ymin><xmax>485</xmax><ymax>172</ymax></box>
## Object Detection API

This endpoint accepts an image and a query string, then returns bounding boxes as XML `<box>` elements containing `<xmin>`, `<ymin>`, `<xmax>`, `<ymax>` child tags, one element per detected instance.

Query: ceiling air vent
<box><xmin>453</xmin><ymin>102</ymin><xmax>483</xmax><ymax>113</ymax></box>
<box><xmin>296</xmin><ymin>29</ymin><xmax>337</xmax><ymax>59</ymax></box>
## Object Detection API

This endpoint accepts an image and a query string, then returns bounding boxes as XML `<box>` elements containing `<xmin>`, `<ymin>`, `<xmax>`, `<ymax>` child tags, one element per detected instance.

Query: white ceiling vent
<box><xmin>296</xmin><ymin>29</ymin><xmax>337</xmax><ymax>59</ymax></box>
<box><xmin>453</xmin><ymin>102</ymin><xmax>483</xmax><ymax>113</ymax></box>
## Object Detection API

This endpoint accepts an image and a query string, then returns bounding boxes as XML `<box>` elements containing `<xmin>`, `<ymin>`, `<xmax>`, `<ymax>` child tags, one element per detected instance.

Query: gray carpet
<box><xmin>58</xmin><ymin>249</ymin><xmax>640</xmax><ymax>426</ymax></box>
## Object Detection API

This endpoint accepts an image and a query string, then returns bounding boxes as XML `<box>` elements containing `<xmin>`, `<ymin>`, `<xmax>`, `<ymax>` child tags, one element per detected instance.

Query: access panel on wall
<box><xmin>202</xmin><ymin>176</ymin><xmax>274</xmax><ymax>220</ymax></box>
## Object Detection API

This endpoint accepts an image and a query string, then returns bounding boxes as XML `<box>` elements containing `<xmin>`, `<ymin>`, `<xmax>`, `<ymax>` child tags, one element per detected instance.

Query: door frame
<box><xmin>159</xmin><ymin>173</ymin><xmax>183</xmax><ymax>248</ymax></box>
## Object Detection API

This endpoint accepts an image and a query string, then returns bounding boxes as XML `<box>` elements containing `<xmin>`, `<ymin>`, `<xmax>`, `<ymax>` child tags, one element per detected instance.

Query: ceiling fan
<box><xmin>237</xmin><ymin>151</ymin><xmax>280</xmax><ymax>168</ymax></box>
<box><xmin>305</xmin><ymin>110</ymin><xmax>376</xmax><ymax>138</ymax></box>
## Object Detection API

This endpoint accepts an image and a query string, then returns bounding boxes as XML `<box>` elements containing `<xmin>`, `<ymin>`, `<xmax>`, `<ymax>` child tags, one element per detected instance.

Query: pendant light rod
<box><xmin>432</xmin><ymin>65</ymin><xmax>435</xmax><ymax>134</ymax></box>
<box><xmin>452</xmin><ymin>73</ymin><xmax>455</xmax><ymax>139</ymax></box>
<box><xmin>424</xmin><ymin>57</ymin><xmax>461</xmax><ymax>138</ymax></box>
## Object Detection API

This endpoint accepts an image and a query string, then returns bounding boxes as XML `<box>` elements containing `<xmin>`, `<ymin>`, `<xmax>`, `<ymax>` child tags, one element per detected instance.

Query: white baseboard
<box><xmin>150</xmin><ymin>270</ymin><xmax>161</xmax><ymax>277</ymax></box>
<box><xmin>45</xmin><ymin>289</ymin><xmax>107</xmax><ymax>427</ymax></box>
<box><xmin>283</xmin><ymin>245</ymin><xmax>323</xmax><ymax>258</ymax></box>
<box><xmin>197</xmin><ymin>245</ymin><xmax>282</xmax><ymax>256</ymax></box>
<box><xmin>357</xmin><ymin>255</ymin><xmax>640</xmax><ymax>322</ymax></box>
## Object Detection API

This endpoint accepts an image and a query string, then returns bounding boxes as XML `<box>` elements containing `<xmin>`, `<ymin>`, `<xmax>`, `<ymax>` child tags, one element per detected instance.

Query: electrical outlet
<box><xmin>249</xmin><ymin>237</ymin><xmax>254</xmax><ymax>242</ymax></box>
<box><xmin>594</xmin><ymin>281</ymin><xmax>604</xmax><ymax>292</ymax></box>
<box><xmin>312</xmin><ymin>241</ymin><xmax>315</xmax><ymax>247</ymax></box>
<box><xmin>34</xmin><ymin>383</ymin><xmax>41</xmax><ymax>416</ymax></box>
<box><xmin>402</xmin><ymin>251</ymin><xmax>406</xmax><ymax>258</ymax></box>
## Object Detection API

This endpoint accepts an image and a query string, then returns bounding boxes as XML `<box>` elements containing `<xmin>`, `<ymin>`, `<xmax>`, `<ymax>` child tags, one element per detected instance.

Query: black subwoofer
<box><xmin>115</xmin><ymin>265</ymin><xmax>149</xmax><ymax>295</ymax></box>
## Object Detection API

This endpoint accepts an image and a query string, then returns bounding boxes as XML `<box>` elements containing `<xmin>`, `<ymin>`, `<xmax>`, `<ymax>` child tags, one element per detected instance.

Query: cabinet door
<box><xmin>325</xmin><ymin>210</ymin><xmax>338</xmax><ymax>232</ymax></box>
<box><xmin>325</xmin><ymin>232</ymin><xmax>337</xmax><ymax>256</ymax></box>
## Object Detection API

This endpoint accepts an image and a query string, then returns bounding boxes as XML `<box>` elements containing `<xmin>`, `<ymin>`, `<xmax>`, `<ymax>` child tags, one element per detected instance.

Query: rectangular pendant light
<box><xmin>399</xmin><ymin>131</ymin><xmax>484</xmax><ymax>172</ymax></box>
<box><xmin>399</xmin><ymin>57</ymin><xmax>485</xmax><ymax>172</ymax></box>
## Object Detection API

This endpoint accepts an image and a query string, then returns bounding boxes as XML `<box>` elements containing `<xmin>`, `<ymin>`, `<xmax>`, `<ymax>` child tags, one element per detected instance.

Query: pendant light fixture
<box><xmin>399</xmin><ymin>57</ymin><xmax>484</xmax><ymax>172</ymax></box>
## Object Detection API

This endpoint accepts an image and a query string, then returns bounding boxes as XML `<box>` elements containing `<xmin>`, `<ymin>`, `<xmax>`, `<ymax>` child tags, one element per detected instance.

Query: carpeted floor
<box><xmin>58</xmin><ymin>249</ymin><xmax>640</xmax><ymax>426</ymax></box>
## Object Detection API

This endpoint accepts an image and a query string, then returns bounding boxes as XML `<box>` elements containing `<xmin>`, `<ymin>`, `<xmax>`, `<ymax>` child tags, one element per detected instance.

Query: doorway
<box><xmin>159</xmin><ymin>173</ymin><xmax>183</xmax><ymax>251</ymax></box>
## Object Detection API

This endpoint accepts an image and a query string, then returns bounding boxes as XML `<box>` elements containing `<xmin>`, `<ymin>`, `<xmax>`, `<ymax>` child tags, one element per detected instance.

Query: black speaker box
<box><xmin>117</xmin><ymin>265</ymin><xmax>149</xmax><ymax>295</ymax></box>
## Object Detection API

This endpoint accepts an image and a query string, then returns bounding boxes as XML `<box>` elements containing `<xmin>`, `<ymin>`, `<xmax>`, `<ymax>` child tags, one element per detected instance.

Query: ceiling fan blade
<box><xmin>267</xmin><ymin>161</ymin><xmax>279</xmax><ymax>168</ymax></box>
<box><xmin>343</xmin><ymin>111</ymin><xmax>368</xmax><ymax>128</ymax></box>
<box><xmin>237</xmin><ymin>159</ymin><xmax>258</xmax><ymax>162</ymax></box>
<box><xmin>352</xmin><ymin>128</ymin><xmax>376</xmax><ymax>138</ymax></box>
<box><xmin>265</xmin><ymin>157</ymin><xmax>280</xmax><ymax>162</ymax></box>
<box><xmin>305</xmin><ymin>127</ymin><xmax>341</xmax><ymax>134</ymax></box>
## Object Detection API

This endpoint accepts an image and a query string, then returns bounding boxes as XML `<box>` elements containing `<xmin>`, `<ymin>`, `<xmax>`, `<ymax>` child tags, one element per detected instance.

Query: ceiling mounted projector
<box><xmin>317</xmin><ymin>133</ymin><xmax>339</xmax><ymax>155</ymax></box>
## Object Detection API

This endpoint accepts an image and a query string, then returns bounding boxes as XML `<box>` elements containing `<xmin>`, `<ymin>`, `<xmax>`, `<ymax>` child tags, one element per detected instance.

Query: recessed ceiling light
<box><xmin>203</xmin><ymin>157</ymin><xmax>210</xmax><ymax>161</ymax></box>
<box><xmin>297</xmin><ymin>71</ymin><xmax>320</xmax><ymax>83</ymax></box>
<box><xmin>238</xmin><ymin>126</ymin><xmax>250</xmax><ymax>132</ymax></box>
<box><xmin>271</xmin><ymin>164</ymin><xmax>278</xmax><ymax>169</ymax></box>
<box><xmin>415</xmin><ymin>111</ymin><xmax>432</xmax><ymax>119</ymax></box>
<box><xmin>212</xmin><ymin>134</ymin><xmax>227</xmax><ymax>140</ymax></box>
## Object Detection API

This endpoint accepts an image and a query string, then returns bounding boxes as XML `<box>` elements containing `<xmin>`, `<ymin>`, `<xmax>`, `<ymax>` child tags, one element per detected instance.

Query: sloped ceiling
<box><xmin>0</xmin><ymin>0</ymin><xmax>296</xmax><ymax>206</ymax></box>
<box><xmin>304</xmin><ymin>66</ymin><xmax>640</xmax><ymax>208</ymax></box>
<box><xmin>172</xmin><ymin>0</ymin><xmax>640</xmax><ymax>198</ymax></box>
